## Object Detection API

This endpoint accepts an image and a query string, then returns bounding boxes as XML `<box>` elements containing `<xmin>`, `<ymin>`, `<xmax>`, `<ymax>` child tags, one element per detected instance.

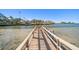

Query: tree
<box><xmin>61</xmin><ymin>21</ymin><xmax>67</xmax><ymax>24</ymax></box>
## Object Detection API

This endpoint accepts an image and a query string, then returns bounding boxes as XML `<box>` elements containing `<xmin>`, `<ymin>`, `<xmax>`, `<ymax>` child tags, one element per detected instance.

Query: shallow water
<box><xmin>0</xmin><ymin>26</ymin><xmax>33</xmax><ymax>50</ymax></box>
<box><xmin>48</xmin><ymin>24</ymin><xmax>79</xmax><ymax>47</ymax></box>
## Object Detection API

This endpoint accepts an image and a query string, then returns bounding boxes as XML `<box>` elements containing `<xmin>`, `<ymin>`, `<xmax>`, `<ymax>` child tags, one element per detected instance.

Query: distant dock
<box><xmin>16</xmin><ymin>26</ymin><xmax>79</xmax><ymax>50</ymax></box>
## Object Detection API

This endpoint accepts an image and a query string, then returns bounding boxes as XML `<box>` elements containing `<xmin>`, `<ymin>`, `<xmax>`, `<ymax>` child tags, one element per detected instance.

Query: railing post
<box><xmin>16</xmin><ymin>26</ymin><xmax>36</xmax><ymax>50</ymax></box>
<box><xmin>57</xmin><ymin>39</ymin><xmax>61</xmax><ymax>50</ymax></box>
<box><xmin>26</xmin><ymin>39</ymin><xmax>29</xmax><ymax>50</ymax></box>
<box><xmin>42</xmin><ymin>26</ymin><xmax>79</xmax><ymax>50</ymax></box>
<box><xmin>33</xmin><ymin>31</ymin><xmax>34</xmax><ymax>38</ymax></box>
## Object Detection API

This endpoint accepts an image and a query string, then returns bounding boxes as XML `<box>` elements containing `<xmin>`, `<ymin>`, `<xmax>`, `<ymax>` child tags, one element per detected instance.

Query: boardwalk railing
<box><xmin>43</xmin><ymin>26</ymin><xmax>79</xmax><ymax>50</ymax></box>
<box><xmin>16</xmin><ymin>26</ymin><xmax>79</xmax><ymax>50</ymax></box>
<box><xmin>16</xmin><ymin>26</ymin><xmax>36</xmax><ymax>50</ymax></box>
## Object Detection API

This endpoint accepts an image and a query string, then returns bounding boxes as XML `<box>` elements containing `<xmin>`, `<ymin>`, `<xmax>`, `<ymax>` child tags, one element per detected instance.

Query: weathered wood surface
<box><xmin>28</xmin><ymin>28</ymin><xmax>39</xmax><ymax>50</ymax></box>
<box><xmin>43</xmin><ymin>26</ymin><xmax>79</xmax><ymax>50</ymax></box>
<box><xmin>16</xmin><ymin>26</ymin><xmax>79</xmax><ymax>50</ymax></box>
<box><xmin>16</xmin><ymin>27</ymin><xmax>36</xmax><ymax>50</ymax></box>
<box><xmin>29</xmin><ymin>28</ymin><xmax>48</xmax><ymax>50</ymax></box>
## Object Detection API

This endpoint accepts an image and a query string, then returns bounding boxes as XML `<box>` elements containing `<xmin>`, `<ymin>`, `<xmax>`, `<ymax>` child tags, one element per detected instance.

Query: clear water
<box><xmin>48</xmin><ymin>24</ymin><xmax>79</xmax><ymax>47</ymax></box>
<box><xmin>0</xmin><ymin>26</ymin><xmax>33</xmax><ymax>50</ymax></box>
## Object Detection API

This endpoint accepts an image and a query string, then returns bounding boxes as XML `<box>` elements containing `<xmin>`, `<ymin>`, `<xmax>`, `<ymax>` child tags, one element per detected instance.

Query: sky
<box><xmin>0</xmin><ymin>9</ymin><xmax>79</xmax><ymax>23</ymax></box>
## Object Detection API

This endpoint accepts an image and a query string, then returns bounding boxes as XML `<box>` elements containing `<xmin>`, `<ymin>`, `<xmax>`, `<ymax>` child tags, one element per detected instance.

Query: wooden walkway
<box><xmin>29</xmin><ymin>28</ymin><xmax>39</xmax><ymax>50</ymax></box>
<box><xmin>29</xmin><ymin>28</ymin><xmax>47</xmax><ymax>50</ymax></box>
<box><xmin>28</xmin><ymin>27</ymin><xmax>56</xmax><ymax>50</ymax></box>
<box><xmin>16</xmin><ymin>26</ymin><xmax>79</xmax><ymax>50</ymax></box>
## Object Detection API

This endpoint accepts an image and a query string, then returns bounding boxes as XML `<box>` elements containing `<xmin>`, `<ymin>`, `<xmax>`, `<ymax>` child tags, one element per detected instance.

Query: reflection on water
<box><xmin>0</xmin><ymin>26</ymin><xmax>33</xmax><ymax>50</ymax></box>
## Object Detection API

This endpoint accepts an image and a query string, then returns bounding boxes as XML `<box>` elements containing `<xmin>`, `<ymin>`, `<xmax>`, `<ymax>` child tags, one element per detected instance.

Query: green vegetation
<box><xmin>60</xmin><ymin>21</ymin><xmax>75</xmax><ymax>24</ymax></box>
<box><xmin>31</xmin><ymin>19</ymin><xmax>55</xmax><ymax>25</ymax></box>
<box><xmin>0</xmin><ymin>13</ymin><xmax>54</xmax><ymax>26</ymax></box>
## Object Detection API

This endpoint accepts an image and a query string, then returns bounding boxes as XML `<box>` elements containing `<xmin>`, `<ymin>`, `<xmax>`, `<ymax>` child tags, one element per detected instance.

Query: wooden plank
<box><xmin>44</xmin><ymin>30</ymin><xmax>62</xmax><ymax>50</ymax></box>
<box><xmin>39</xmin><ymin>29</ymin><xmax>47</xmax><ymax>50</ymax></box>
<box><xmin>42</xmin><ymin>29</ymin><xmax>57</xmax><ymax>50</ymax></box>
<box><xmin>29</xmin><ymin>28</ymin><xmax>39</xmax><ymax>50</ymax></box>
<box><xmin>16</xmin><ymin>27</ymin><xmax>36</xmax><ymax>50</ymax></box>
<box><xmin>43</xmin><ymin>26</ymin><xmax>79</xmax><ymax>50</ymax></box>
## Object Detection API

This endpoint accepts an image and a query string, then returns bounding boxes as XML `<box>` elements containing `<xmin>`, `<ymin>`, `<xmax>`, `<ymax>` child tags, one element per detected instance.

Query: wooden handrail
<box><xmin>16</xmin><ymin>26</ymin><xmax>36</xmax><ymax>50</ymax></box>
<box><xmin>43</xmin><ymin>26</ymin><xmax>79</xmax><ymax>50</ymax></box>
